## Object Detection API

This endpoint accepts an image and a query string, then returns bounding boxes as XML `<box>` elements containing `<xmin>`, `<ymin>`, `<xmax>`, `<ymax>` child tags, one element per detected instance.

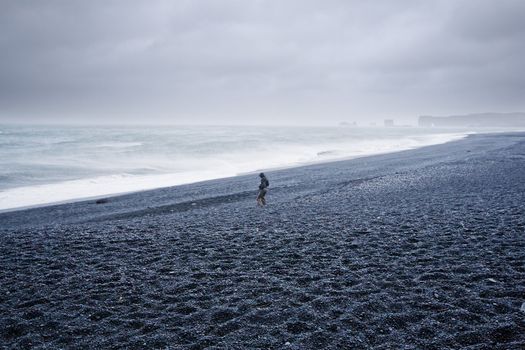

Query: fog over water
<box><xmin>1</xmin><ymin>1</ymin><xmax>525</xmax><ymax>126</ymax></box>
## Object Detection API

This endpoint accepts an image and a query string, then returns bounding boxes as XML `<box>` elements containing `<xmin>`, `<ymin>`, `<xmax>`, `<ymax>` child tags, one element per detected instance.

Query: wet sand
<box><xmin>1</xmin><ymin>133</ymin><xmax>525</xmax><ymax>349</ymax></box>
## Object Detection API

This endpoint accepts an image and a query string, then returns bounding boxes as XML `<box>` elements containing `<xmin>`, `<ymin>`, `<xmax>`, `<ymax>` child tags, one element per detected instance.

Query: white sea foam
<box><xmin>95</xmin><ymin>142</ymin><xmax>143</xmax><ymax>148</ymax></box>
<box><xmin>0</xmin><ymin>128</ymin><xmax>469</xmax><ymax>212</ymax></box>
<box><xmin>0</xmin><ymin>171</ymin><xmax>232</xmax><ymax>212</ymax></box>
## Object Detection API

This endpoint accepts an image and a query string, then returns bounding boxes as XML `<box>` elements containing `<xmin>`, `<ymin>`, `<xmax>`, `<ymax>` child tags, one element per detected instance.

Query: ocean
<box><xmin>0</xmin><ymin>125</ymin><xmax>471</xmax><ymax>211</ymax></box>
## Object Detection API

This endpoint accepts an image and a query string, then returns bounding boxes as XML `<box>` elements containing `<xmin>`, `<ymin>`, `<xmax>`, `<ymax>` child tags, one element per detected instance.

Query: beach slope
<box><xmin>1</xmin><ymin>133</ymin><xmax>525</xmax><ymax>349</ymax></box>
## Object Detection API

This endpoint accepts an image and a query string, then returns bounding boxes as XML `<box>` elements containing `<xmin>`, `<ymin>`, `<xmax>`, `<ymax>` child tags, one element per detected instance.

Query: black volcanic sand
<box><xmin>1</xmin><ymin>133</ymin><xmax>525</xmax><ymax>349</ymax></box>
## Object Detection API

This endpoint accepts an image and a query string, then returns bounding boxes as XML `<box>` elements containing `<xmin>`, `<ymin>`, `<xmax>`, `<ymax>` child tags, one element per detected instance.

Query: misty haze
<box><xmin>1</xmin><ymin>1</ymin><xmax>525</xmax><ymax>349</ymax></box>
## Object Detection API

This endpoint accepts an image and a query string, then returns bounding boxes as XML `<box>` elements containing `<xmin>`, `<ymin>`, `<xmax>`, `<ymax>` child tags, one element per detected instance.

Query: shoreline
<box><xmin>0</xmin><ymin>131</ymin><xmax>520</xmax><ymax>227</ymax></box>
<box><xmin>0</xmin><ymin>130</ymin><xmax>471</xmax><ymax>214</ymax></box>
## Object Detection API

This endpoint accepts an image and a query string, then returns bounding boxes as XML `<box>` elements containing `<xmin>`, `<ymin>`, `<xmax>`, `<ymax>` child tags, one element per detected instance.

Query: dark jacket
<box><xmin>259</xmin><ymin>176</ymin><xmax>269</xmax><ymax>190</ymax></box>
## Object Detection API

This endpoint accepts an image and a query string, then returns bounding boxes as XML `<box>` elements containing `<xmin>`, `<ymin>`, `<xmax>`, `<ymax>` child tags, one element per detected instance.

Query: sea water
<box><xmin>0</xmin><ymin>125</ymin><xmax>470</xmax><ymax>211</ymax></box>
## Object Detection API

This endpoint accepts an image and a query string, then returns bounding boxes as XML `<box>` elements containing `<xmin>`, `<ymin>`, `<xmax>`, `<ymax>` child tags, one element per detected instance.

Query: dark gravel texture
<box><xmin>1</xmin><ymin>132</ymin><xmax>525</xmax><ymax>349</ymax></box>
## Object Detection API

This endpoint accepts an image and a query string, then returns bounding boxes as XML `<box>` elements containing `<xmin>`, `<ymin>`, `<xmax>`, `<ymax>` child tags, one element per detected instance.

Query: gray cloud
<box><xmin>1</xmin><ymin>0</ymin><xmax>524</xmax><ymax>125</ymax></box>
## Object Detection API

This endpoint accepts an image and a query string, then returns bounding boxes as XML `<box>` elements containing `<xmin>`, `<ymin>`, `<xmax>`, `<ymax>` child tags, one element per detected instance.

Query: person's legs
<box><xmin>260</xmin><ymin>189</ymin><xmax>267</xmax><ymax>206</ymax></box>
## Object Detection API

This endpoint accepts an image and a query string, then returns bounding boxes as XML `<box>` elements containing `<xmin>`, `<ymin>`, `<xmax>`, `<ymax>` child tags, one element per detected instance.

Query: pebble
<box><xmin>2</xmin><ymin>133</ymin><xmax>525</xmax><ymax>349</ymax></box>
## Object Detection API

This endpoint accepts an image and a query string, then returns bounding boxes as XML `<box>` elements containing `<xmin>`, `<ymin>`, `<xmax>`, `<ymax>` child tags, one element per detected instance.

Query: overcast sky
<box><xmin>1</xmin><ymin>0</ymin><xmax>524</xmax><ymax>126</ymax></box>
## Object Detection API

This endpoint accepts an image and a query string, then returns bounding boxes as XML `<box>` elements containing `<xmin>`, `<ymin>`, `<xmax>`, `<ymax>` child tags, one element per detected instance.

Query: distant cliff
<box><xmin>418</xmin><ymin>113</ymin><xmax>525</xmax><ymax>127</ymax></box>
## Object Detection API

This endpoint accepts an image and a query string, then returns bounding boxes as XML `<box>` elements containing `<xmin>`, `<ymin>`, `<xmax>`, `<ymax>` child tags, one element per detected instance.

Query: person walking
<box><xmin>257</xmin><ymin>172</ymin><xmax>269</xmax><ymax>206</ymax></box>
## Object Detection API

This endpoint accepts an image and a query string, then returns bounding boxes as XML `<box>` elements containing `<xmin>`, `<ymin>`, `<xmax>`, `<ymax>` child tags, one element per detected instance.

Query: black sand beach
<box><xmin>1</xmin><ymin>133</ymin><xmax>525</xmax><ymax>349</ymax></box>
